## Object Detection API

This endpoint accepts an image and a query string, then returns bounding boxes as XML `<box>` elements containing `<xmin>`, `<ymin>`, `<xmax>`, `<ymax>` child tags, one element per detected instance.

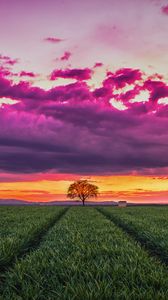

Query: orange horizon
<box><xmin>0</xmin><ymin>174</ymin><xmax>167</xmax><ymax>204</ymax></box>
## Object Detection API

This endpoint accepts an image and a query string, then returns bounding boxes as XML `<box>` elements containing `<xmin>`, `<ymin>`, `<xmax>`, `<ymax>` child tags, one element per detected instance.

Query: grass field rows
<box><xmin>1</xmin><ymin>207</ymin><xmax>168</xmax><ymax>299</ymax></box>
<box><xmin>0</xmin><ymin>206</ymin><xmax>68</xmax><ymax>271</ymax></box>
<box><xmin>98</xmin><ymin>206</ymin><xmax>168</xmax><ymax>266</ymax></box>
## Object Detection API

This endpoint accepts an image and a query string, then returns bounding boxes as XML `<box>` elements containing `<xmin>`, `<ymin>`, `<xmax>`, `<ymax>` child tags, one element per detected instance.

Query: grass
<box><xmin>98</xmin><ymin>206</ymin><xmax>168</xmax><ymax>265</ymax></box>
<box><xmin>1</xmin><ymin>207</ymin><xmax>168</xmax><ymax>300</ymax></box>
<box><xmin>0</xmin><ymin>206</ymin><xmax>67</xmax><ymax>270</ymax></box>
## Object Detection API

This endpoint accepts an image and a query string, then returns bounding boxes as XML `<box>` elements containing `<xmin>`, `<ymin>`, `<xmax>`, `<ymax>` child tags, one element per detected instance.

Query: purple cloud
<box><xmin>162</xmin><ymin>5</ymin><xmax>168</xmax><ymax>15</ymax></box>
<box><xmin>50</xmin><ymin>68</ymin><xmax>92</xmax><ymax>81</ymax></box>
<box><xmin>19</xmin><ymin>71</ymin><xmax>37</xmax><ymax>78</ymax></box>
<box><xmin>60</xmin><ymin>51</ymin><xmax>72</xmax><ymax>61</ymax></box>
<box><xmin>0</xmin><ymin>54</ymin><xmax>18</xmax><ymax>66</ymax></box>
<box><xmin>44</xmin><ymin>37</ymin><xmax>64</xmax><ymax>43</ymax></box>
<box><xmin>94</xmin><ymin>62</ymin><xmax>103</xmax><ymax>68</ymax></box>
<box><xmin>143</xmin><ymin>80</ymin><xmax>168</xmax><ymax>102</ymax></box>
<box><xmin>0</xmin><ymin>67</ymin><xmax>167</xmax><ymax>175</ymax></box>
<box><xmin>104</xmin><ymin>68</ymin><xmax>142</xmax><ymax>89</ymax></box>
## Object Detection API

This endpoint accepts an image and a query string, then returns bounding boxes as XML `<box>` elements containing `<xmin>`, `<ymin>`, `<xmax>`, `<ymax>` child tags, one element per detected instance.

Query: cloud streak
<box><xmin>50</xmin><ymin>68</ymin><xmax>92</xmax><ymax>81</ymax></box>
<box><xmin>19</xmin><ymin>71</ymin><xmax>37</xmax><ymax>78</ymax></box>
<box><xmin>0</xmin><ymin>54</ymin><xmax>18</xmax><ymax>66</ymax></box>
<box><xmin>44</xmin><ymin>37</ymin><xmax>64</xmax><ymax>43</ymax></box>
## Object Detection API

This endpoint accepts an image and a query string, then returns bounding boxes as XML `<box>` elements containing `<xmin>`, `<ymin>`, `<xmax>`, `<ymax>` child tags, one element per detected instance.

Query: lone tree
<box><xmin>67</xmin><ymin>180</ymin><xmax>99</xmax><ymax>206</ymax></box>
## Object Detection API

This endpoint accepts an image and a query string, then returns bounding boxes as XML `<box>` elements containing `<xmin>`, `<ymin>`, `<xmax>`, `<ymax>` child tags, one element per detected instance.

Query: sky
<box><xmin>0</xmin><ymin>0</ymin><xmax>168</xmax><ymax>203</ymax></box>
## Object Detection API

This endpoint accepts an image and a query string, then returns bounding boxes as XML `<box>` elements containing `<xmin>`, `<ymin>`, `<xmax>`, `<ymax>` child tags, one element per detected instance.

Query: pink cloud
<box><xmin>6</xmin><ymin>59</ymin><xmax>18</xmax><ymax>66</ymax></box>
<box><xmin>0</xmin><ymin>172</ymin><xmax>81</xmax><ymax>183</ymax></box>
<box><xmin>161</xmin><ymin>5</ymin><xmax>168</xmax><ymax>15</ymax></box>
<box><xmin>50</xmin><ymin>68</ymin><xmax>92</xmax><ymax>81</ymax></box>
<box><xmin>44</xmin><ymin>37</ymin><xmax>64</xmax><ymax>43</ymax></box>
<box><xmin>143</xmin><ymin>80</ymin><xmax>168</xmax><ymax>102</ymax></box>
<box><xmin>0</xmin><ymin>66</ymin><xmax>167</xmax><ymax>113</ymax></box>
<box><xmin>104</xmin><ymin>68</ymin><xmax>142</xmax><ymax>89</ymax></box>
<box><xmin>19</xmin><ymin>71</ymin><xmax>37</xmax><ymax>78</ymax></box>
<box><xmin>94</xmin><ymin>62</ymin><xmax>103</xmax><ymax>68</ymax></box>
<box><xmin>60</xmin><ymin>51</ymin><xmax>72</xmax><ymax>61</ymax></box>
<box><xmin>0</xmin><ymin>66</ymin><xmax>11</xmax><ymax>77</ymax></box>
<box><xmin>0</xmin><ymin>66</ymin><xmax>168</xmax><ymax>176</ymax></box>
<box><xmin>0</xmin><ymin>54</ymin><xmax>18</xmax><ymax>66</ymax></box>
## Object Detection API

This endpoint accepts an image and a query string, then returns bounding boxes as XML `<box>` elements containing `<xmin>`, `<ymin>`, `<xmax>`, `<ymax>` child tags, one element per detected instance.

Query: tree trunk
<box><xmin>82</xmin><ymin>199</ymin><xmax>85</xmax><ymax>206</ymax></box>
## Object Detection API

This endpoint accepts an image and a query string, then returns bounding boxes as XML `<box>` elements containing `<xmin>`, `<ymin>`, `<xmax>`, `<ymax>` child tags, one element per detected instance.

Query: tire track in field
<box><xmin>0</xmin><ymin>207</ymin><xmax>69</xmax><ymax>276</ymax></box>
<box><xmin>96</xmin><ymin>207</ymin><xmax>168</xmax><ymax>268</ymax></box>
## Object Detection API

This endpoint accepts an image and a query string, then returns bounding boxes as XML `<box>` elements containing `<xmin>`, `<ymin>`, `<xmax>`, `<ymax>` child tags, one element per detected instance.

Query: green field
<box><xmin>1</xmin><ymin>206</ymin><xmax>168</xmax><ymax>299</ymax></box>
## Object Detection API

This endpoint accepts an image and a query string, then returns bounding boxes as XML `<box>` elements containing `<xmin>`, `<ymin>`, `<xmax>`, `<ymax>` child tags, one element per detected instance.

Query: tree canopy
<box><xmin>67</xmin><ymin>180</ymin><xmax>99</xmax><ymax>205</ymax></box>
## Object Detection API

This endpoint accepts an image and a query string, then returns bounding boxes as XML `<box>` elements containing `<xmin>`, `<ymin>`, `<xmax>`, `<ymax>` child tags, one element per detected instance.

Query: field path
<box><xmin>97</xmin><ymin>207</ymin><xmax>168</xmax><ymax>267</ymax></box>
<box><xmin>0</xmin><ymin>207</ymin><xmax>69</xmax><ymax>275</ymax></box>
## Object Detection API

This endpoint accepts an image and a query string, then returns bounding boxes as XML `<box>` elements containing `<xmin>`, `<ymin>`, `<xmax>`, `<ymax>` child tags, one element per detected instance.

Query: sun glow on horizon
<box><xmin>0</xmin><ymin>175</ymin><xmax>167</xmax><ymax>203</ymax></box>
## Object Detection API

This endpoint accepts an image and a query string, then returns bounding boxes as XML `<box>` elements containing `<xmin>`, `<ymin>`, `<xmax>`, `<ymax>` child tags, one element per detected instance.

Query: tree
<box><xmin>67</xmin><ymin>180</ymin><xmax>99</xmax><ymax>206</ymax></box>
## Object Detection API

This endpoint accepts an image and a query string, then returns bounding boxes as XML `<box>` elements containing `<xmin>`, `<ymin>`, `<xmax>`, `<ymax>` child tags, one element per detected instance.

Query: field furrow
<box><xmin>97</xmin><ymin>206</ymin><xmax>168</xmax><ymax>265</ymax></box>
<box><xmin>0</xmin><ymin>206</ymin><xmax>67</xmax><ymax>271</ymax></box>
<box><xmin>1</xmin><ymin>207</ymin><xmax>168</xmax><ymax>300</ymax></box>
